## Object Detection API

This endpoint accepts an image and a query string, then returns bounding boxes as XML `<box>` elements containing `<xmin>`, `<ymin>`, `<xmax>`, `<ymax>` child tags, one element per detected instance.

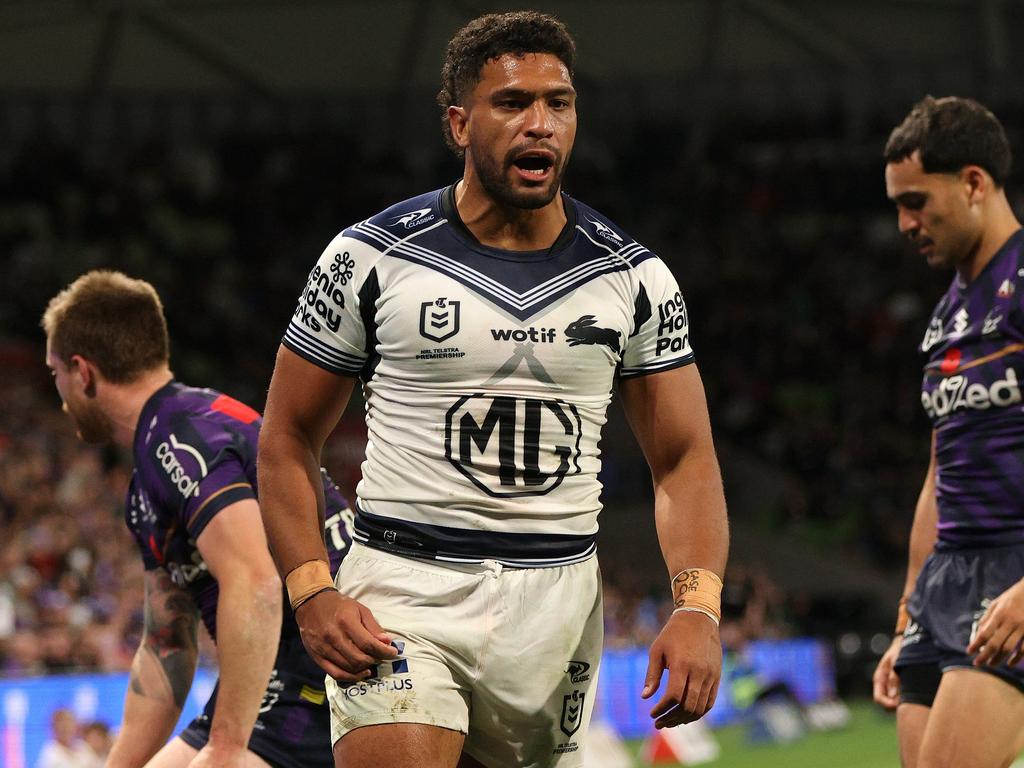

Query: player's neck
<box><xmin>102</xmin><ymin>367</ymin><xmax>174</xmax><ymax>448</ymax></box>
<box><xmin>958</xmin><ymin>199</ymin><xmax>1021</xmax><ymax>284</ymax></box>
<box><xmin>454</xmin><ymin>177</ymin><xmax>567</xmax><ymax>251</ymax></box>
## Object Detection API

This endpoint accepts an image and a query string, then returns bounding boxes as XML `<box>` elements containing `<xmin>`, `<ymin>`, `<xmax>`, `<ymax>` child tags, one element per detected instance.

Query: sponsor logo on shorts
<box><xmin>902</xmin><ymin>619</ymin><xmax>922</xmax><ymax>646</ymax></box>
<box><xmin>566</xmin><ymin>660</ymin><xmax>591</xmax><ymax>684</ymax></box>
<box><xmin>560</xmin><ymin>689</ymin><xmax>585</xmax><ymax>737</ymax></box>
<box><xmin>969</xmin><ymin>599</ymin><xmax>993</xmax><ymax>647</ymax></box>
<box><xmin>342</xmin><ymin>642</ymin><xmax>414</xmax><ymax>697</ymax></box>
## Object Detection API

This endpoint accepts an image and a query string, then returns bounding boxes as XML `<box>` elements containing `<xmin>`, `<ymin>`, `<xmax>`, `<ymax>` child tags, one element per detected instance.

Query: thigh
<box><xmin>333</xmin><ymin>723</ymin><xmax>465</xmax><ymax>768</ymax></box>
<box><xmin>327</xmin><ymin>546</ymin><xmax>481</xmax><ymax>744</ymax></box>
<box><xmin>143</xmin><ymin>737</ymin><xmax>197</xmax><ymax>768</ymax></box>
<box><xmin>896</xmin><ymin>703</ymin><xmax>930</xmax><ymax>768</ymax></box>
<box><xmin>918</xmin><ymin>668</ymin><xmax>1024</xmax><ymax>768</ymax></box>
<box><xmin>465</xmin><ymin>558</ymin><xmax>603</xmax><ymax>768</ymax></box>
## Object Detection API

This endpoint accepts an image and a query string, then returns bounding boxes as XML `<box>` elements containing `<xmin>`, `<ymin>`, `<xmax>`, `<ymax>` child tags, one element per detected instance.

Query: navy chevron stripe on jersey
<box><xmin>284</xmin><ymin>325</ymin><xmax>364</xmax><ymax>375</ymax></box>
<box><xmin>352</xmin><ymin>506</ymin><xmax>597</xmax><ymax>567</ymax></box>
<box><xmin>342</xmin><ymin>186</ymin><xmax>657</xmax><ymax>322</ymax></box>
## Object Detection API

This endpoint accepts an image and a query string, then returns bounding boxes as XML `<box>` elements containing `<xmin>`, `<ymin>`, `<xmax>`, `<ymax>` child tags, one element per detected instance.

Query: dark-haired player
<box><xmin>42</xmin><ymin>270</ymin><xmax>353</xmax><ymax>768</ymax></box>
<box><xmin>259</xmin><ymin>10</ymin><xmax>728</xmax><ymax>768</ymax></box>
<box><xmin>873</xmin><ymin>96</ymin><xmax>1024</xmax><ymax>767</ymax></box>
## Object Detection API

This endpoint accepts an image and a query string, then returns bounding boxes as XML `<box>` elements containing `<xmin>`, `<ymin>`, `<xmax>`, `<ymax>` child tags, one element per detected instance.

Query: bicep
<box><xmin>619</xmin><ymin>363</ymin><xmax>714</xmax><ymax>480</ymax></box>
<box><xmin>263</xmin><ymin>345</ymin><xmax>357</xmax><ymax>453</ymax></box>
<box><xmin>195</xmin><ymin>498</ymin><xmax>279</xmax><ymax>584</ymax></box>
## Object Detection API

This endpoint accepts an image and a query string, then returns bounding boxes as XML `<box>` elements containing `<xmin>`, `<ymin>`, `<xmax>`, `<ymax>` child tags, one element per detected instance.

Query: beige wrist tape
<box><xmin>895</xmin><ymin>595</ymin><xmax>910</xmax><ymax>635</ymax></box>
<box><xmin>671</xmin><ymin>568</ymin><xmax>723</xmax><ymax>625</ymax></box>
<box><xmin>286</xmin><ymin>559</ymin><xmax>335</xmax><ymax>611</ymax></box>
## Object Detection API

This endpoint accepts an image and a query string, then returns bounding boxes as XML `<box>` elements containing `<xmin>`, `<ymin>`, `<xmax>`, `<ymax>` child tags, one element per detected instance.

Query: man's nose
<box><xmin>898</xmin><ymin>208</ymin><xmax>919</xmax><ymax>237</ymax></box>
<box><xmin>523</xmin><ymin>101</ymin><xmax>554</xmax><ymax>138</ymax></box>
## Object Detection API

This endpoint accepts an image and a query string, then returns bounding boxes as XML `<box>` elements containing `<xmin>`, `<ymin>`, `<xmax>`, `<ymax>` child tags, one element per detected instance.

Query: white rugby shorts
<box><xmin>326</xmin><ymin>542</ymin><xmax>603</xmax><ymax>767</ymax></box>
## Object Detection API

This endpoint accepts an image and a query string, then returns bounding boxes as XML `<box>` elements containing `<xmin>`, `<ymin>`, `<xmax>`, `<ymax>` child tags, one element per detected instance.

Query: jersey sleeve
<box><xmin>125</xmin><ymin>510</ymin><xmax>162</xmax><ymax>572</ymax></box>
<box><xmin>619</xmin><ymin>257</ymin><xmax>695</xmax><ymax>378</ymax></box>
<box><xmin>141</xmin><ymin>415</ymin><xmax>257</xmax><ymax>540</ymax></box>
<box><xmin>282</xmin><ymin>233</ymin><xmax>377</xmax><ymax>376</ymax></box>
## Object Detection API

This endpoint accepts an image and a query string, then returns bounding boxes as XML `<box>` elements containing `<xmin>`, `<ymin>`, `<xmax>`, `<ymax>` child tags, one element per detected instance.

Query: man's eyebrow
<box><xmin>491</xmin><ymin>86</ymin><xmax>576</xmax><ymax>99</ymax></box>
<box><xmin>892</xmin><ymin>191</ymin><xmax>926</xmax><ymax>204</ymax></box>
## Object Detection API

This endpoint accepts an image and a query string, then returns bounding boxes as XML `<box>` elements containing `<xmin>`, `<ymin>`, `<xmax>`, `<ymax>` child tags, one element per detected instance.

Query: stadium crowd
<box><xmin>2</xmin><ymin>115</ymin><xmax>1000</xmax><ymax>674</ymax></box>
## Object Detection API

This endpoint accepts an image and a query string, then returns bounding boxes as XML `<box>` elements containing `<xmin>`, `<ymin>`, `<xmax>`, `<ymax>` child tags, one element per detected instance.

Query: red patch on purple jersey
<box><xmin>941</xmin><ymin>348</ymin><xmax>962</xmax><ymax>374</ymax></box>
<box><xmin>211</xmin><ymin>395</ymin><xmax>260</xmax><ymax>424</ymax></box>
<box><xmin>149</xmin><ymin>535</ymin><xmax>165</xmax><ymax>565</ymax></box>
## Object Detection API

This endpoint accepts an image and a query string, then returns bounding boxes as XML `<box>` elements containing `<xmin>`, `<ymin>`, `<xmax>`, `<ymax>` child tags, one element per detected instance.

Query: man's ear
<box><xmin>962</xmin><ymin>165</ymin><xmax>989</xmax><ymax>205</ymax></box>
<box><xmin>448</xmin><ymin>105</ymin><xmax>470</xmax><ymax>150</ymax></box>
<box><xmin>69</xmin><ymin>354</ymin><xmax>98</xmax><ymax>397</ymax></box>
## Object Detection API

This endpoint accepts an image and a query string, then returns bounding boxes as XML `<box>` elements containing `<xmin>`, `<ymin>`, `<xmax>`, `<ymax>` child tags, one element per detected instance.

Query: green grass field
<box><xmin>623</xmin><ymin>701</ymin><xmax>901</xmax><ymax>768</ymax></box>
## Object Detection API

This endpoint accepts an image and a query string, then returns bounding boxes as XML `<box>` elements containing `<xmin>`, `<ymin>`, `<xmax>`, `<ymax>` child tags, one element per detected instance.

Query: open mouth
<box><xmin>512</xmin><ymin>153</ymin><xmax>555</xmax><ymax>179</ymax></box>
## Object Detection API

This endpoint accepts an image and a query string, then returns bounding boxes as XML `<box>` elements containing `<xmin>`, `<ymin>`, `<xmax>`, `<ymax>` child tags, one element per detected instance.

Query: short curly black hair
<box><xmin>885</xmin><ymin>96</ymin><xmax>1012</xmax><ymax>186</ymax></box>
<box><xmin>437</xmin><ymin>11</ymin><xmax>576</xmax><ymax>156</ymax></box>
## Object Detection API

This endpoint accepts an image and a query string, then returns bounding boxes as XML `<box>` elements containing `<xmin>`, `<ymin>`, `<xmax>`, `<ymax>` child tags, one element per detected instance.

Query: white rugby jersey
<box><xmin>284</xmin><ymin>185</ymin><xmax>694</xmax><ymax>566</ymax></box>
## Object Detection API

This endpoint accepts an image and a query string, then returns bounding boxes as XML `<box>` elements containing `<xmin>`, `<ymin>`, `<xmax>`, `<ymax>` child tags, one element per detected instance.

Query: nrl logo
<box><xmin>420</xmin><ymin>297</ymin><xmax>460</xmax><ymax>342</ymax></box>
<box><xmin>392</xmin><ymin>208</ymin><xmax>436</xmax><ymax>230</ymax></box>
<box><xmin>560</xmin><ymin>690</ymin><xmax>585</xmax><ymax>737</ymax></box>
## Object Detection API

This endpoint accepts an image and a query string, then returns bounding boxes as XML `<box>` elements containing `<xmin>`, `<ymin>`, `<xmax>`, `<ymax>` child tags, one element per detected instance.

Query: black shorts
<box><xmin>179</xmin><ymin>636</ymin><xmax>333</xmax><ymax>768</ymax></box>
<box><xmin>894</xmin><ymin>543</ymin><xmax>1024</xmax><ymax>706</ymax></box>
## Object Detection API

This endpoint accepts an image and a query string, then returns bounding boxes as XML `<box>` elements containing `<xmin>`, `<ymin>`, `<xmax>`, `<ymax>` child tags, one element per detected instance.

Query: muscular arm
<box><xmin>873</xmin><ymin>432</ymin><xmax>937</xmax><ymax>709</ymax></box>
<box><xmin>902</xmin><ymin>431</ymin><xmax>939</xmax><ymax>599</ymax></box>
<box><xmin>106</xmin><ymin>570</ymin><xmax>198</xmax><ymax>768</ymax></box>
<box><xmin>195</xmin><ymin>498</ymin><xmax>282</xmax><ymax>755</ymax></box>
<box><xmin>258</xmin><ymin>346</ymin><xmax>355</xmax><ymax>578</ymax></box>
<box><xmin>620</xmin><ymin>364</ymin><xmax>729</xmax><ymax>578</ymax></box>
<box><xmin>620</xmin><ymin>364</ymin><xmax>729</xmax><ymax>728</ymax></box>
<box><xmin>259</xmin><ymin>345</ymin><xmax>394</xmax><ymax>679</ymax></box>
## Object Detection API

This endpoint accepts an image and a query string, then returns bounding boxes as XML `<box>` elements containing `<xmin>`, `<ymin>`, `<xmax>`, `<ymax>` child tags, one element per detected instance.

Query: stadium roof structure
<box><xmin>1</xmin><ymin>0</ymin><xmax>1022</xmax><ymax>150</ymax></box>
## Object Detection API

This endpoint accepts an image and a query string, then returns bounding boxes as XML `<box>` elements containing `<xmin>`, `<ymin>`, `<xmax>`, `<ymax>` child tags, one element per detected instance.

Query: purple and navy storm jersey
<box><xmin>920</xmin><ymin>229</ymin><xmax>1024</xmax><ymax>549</ymax></box>
<box><xmin>126</xmin><ymin>381</ymin><xmax>352</xmax><ymax>642</ymax></box>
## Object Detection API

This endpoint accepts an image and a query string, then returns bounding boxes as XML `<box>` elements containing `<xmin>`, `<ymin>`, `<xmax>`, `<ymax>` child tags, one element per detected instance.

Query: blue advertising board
<box><xmin>0</xmin><ymin>639</ymin><xmax>833</xmax><ymax>765</ymax></box>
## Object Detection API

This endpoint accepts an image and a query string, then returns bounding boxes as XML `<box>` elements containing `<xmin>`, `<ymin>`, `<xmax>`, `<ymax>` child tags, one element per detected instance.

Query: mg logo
<box><xmin>420</xmin><ymin>298</ymin><xmax>460</xmax><ymax>342</ymax></box>
<box><xmin>445</xmin><ymin>394</ymin><xmax>582</xmax><ymax>497</ymax></box>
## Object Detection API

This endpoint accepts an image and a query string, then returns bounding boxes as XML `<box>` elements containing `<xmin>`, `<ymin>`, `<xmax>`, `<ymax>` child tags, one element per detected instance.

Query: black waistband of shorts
<box><xmin>352</xmin><ymin>506</ymin><xmax>597</xmax><ymax>568</ymax></box>
<box><xmin>933</xmin><ymin>539</ymin><xmax>1024</xmax><ymax>557</ymax></box>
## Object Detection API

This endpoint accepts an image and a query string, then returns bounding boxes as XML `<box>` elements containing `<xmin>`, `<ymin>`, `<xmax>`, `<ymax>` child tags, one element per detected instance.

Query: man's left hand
<box><xmin>642</xmin><ymin>610</ymin><xmax>722</xmax><ymax>729</ymax></box>
<box><xmin>968</xmin><ymin>579</ymin><xmax>1024</xmax><ymax>667</ymax></box>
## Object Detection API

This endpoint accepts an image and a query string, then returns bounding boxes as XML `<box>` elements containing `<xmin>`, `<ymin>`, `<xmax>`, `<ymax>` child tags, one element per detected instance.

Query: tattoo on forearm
<box><xmin>128</xmin><ymin>571</ymin><xmax>199</xmax><ymax>709</ymax></box>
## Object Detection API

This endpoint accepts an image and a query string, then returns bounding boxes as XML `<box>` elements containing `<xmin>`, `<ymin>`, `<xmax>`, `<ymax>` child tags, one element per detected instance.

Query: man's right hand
<box><xmin>872</xmin><ymin>635</ymin><xmax>903</xmax><ymax>710</ymax></box>
<box><xmin>294</xmin><ymin>590</ymin><xmax>397</xmax><ymax>681</ymax></box>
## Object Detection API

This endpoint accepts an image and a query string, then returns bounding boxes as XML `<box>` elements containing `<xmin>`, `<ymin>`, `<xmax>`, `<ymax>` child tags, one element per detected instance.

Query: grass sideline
<box><xmin>623</xmin><ymin>701</ymin><xmax>900</xmax><ymax>767</ymax></box>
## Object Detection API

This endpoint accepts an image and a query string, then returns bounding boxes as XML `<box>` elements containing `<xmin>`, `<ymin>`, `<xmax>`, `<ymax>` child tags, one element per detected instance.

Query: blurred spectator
<box><xmin>80</xmin><ymin>721</ymin><xmax>112</xmax><ymax>768</ymax></box>
<box><xmin>35</xmin><ymin>708</ymin><xmax>91</xmax><ymax>768</ymax></box>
